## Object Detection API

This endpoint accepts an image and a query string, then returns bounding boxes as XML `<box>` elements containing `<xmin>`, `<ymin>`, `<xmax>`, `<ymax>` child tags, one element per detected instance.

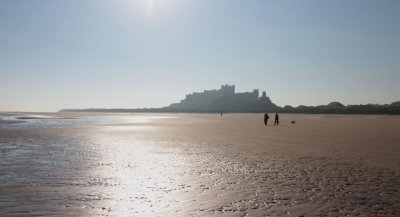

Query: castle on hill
<box><xmin>167</xmin><ymin>84</ymin><xmax>278</xmax><ymax>112</ymax></box>
<box><xmin>181</xmin><ymin>84</ymin><xmax>272</xmax><ymax>104</ymax></box>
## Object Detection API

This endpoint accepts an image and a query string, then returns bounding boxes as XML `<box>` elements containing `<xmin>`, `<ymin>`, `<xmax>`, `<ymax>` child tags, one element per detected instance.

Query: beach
<box><xmin>0</xmin><ymin>113</ymin><xmax>399</xmax><ymax>216</ymax></box>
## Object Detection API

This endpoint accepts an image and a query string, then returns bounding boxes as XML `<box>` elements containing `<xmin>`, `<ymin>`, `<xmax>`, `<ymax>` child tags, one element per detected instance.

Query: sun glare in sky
<box><xmin>147</xmin><ymin>0</ymin><xmax>153</xmax><ymax>17</ymax></box>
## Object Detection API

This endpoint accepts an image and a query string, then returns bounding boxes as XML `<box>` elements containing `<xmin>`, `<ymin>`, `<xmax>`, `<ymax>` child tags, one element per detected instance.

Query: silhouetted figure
<box><xmin>221</xmin><ymin>112</ymin><xmax>223</xmax><ymax>116</ymax></box>
<box><xmin>274</xmin><ymin>113</ymin><xmax>279</xmax><ymax>125</ymax></box>
<box><xmin>264</xmin><ymin>113</ymin><xmax>269</xmax><ymax>126</ymax></box>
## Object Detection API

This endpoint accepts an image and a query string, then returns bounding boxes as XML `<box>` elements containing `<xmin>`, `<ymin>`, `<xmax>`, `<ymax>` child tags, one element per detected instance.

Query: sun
<box><xmin>147</xmin><ymin>0</ymin><xmax>153</xmax><ymax>17</ymax></box>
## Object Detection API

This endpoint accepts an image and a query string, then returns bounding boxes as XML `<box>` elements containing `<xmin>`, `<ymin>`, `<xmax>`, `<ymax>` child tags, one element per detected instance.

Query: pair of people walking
<box><xmin>264</xmin><ymin>112</ymin><xmax>279</xmax><ymax>126</ymax></box>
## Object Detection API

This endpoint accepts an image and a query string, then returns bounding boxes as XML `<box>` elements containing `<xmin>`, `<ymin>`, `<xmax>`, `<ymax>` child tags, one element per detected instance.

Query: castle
<box><xmin>181</xmin><ymin>84</ymin><xmax>271</xmax><ymax>104</ymax></box>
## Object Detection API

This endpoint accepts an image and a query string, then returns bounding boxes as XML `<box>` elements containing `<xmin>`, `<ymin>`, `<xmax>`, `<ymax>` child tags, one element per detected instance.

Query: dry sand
<box><xmin>1</xmin><ymin>113</ymin><xmax>399</xmax><ymax>216</ymax></box>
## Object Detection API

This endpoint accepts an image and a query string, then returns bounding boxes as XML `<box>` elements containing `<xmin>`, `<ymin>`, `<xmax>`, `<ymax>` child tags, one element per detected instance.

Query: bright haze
<box><xmin>0</xmin><ymin>0</ymin><xmax>399</xmax><ymax>112</ymax></box>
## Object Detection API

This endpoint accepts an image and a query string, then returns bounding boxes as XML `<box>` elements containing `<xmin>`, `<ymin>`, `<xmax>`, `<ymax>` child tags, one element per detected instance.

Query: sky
<box><xmin>0</xmin><ymin>0</ymin><xmax>399</xmax><ymax>112</ymax></box>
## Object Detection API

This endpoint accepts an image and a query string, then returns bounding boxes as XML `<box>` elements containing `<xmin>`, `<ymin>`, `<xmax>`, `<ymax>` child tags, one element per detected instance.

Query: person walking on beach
<box><xmin>264</xmin><ymin>112</ymin><xmax>269</xmax><ymax>126</ymax></box>
<box><xmin>274</xmin><ymin>113</ymin><xmax>279</xmax><ymax>125</ymax></box>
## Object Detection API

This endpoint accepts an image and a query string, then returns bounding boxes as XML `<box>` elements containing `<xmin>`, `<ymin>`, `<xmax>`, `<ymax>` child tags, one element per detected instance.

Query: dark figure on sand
<box><xmin>264</xmin><ymin>113</ymin><xmax>269</xmax><ymax>126</ymax></box>
<box><xmin>274</xmin><ymin>113</ymin><xmax>279</xmax><ymax>125</ymax></box>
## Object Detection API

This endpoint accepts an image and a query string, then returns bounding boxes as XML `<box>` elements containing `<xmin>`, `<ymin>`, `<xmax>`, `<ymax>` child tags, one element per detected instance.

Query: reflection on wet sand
<box><xmin>1</xmin><ymin>113</ymin><xmax>400</xmax><ymax>216</ymax></box>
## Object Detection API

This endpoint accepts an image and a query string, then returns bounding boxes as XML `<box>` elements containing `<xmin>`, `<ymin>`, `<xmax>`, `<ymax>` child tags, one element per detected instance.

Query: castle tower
<box><xmin>253</xmin><ymin>89</ymin><xmax>259</xmax><ymax>98</ymax></box>
<box><xmin>220</xmin><ymin>84</ymin><xmax>235</xmax><ymax>95</ymax></box>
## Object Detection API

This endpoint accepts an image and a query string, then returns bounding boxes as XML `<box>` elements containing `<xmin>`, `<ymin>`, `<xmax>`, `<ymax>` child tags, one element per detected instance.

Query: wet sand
<box><xmin>0</xmin><ymin>113</ymin><xmax>400</xmax><ymax>216</ymax></box>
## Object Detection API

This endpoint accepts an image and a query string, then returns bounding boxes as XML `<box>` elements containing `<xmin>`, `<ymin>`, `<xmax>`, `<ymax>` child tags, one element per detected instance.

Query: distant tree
<box><xmin>326</xmin><ymin>102</ymin><xmax>345</xmax><ymax>108</ymax></box>
<box><xmin>391</xmin><ymin>101</ymin><xmax>400</xmax><ymax>107</ymax></box>
<box><xmin>283</xmin><ymin>105</ymin><xmax>293</xmax><ymax>109</ymax></box>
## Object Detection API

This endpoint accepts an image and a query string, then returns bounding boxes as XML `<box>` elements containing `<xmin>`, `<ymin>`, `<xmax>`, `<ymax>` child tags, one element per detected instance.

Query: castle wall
<box><xmin>184</xmin><ymin>85</ymin><xmax>262</xmax><ymax>103</ymax></box>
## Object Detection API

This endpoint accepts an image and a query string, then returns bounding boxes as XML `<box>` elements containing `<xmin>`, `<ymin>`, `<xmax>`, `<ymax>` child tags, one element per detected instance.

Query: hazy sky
<box><xmin>1</xmin><ymin>0</ymin><xmax>399</xmax><ymax>112</ymax></box>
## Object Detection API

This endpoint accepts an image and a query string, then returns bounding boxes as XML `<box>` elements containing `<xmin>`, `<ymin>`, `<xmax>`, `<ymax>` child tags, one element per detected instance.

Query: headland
<box><xmin>59</xmin><ymin>85</ymin><xmax>400</xmax><ymax>114</ymax></box>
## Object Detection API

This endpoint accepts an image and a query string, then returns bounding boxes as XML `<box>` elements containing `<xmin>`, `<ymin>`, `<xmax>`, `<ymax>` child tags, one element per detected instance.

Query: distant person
<box><xmin>264</xmin><ymin>112</ymin><xmax>269</xmax><ymax>126</ymax></box>
<box><xmin>274</xmin><ymin>113</ymin><xmax>279</xmax><ymax>125</ymax></box>
<box><xmin>221</xmin><ymin>112</ymin><xmax>223</xmax><ymax>116</ymax></box>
